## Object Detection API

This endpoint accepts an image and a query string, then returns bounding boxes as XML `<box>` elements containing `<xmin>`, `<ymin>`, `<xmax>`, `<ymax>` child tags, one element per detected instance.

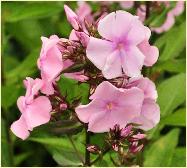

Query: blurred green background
<box><xmin>1</xmin><ymin>1</ymin><xmax>186</xmax><ymax>167</ymax></box>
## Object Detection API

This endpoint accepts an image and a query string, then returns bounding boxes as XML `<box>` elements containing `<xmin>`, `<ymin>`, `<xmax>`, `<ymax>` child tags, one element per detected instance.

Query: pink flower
<box><xmin>75</xmin><ymin>81</ymin><xmax>144</xmax><ymax>133</ymax></box>
<box><xmin>136</xmin><ymin>5</ymin><xmax>146</xmax><ymax>22</ymax></box>
<box><xmin>10</xmin><ymin>78</ymin><xmax>52</xmax><ymax>140</ymax></box>
<box><xmin>64</xmin><ymin>5</ymin><xmax>79</xmax><ymax>30</ymax></box>
<box><xmin>37</xmin><ymin>35</ymin><xmax>63</xmax><ymax>95</ymax></box>
<box><xmin>151</xmin><ymin>1</ymin><xmax>184</xmax><ymax>33</ymax></box>
<box><xmin>120</xmin><ymin>1</ymin><xmax>134</xmax><ymax>9</ymax></box>
<box><xmin>76</xmin><ymin>1</ymin><xmax>92</xmax><ymax>23</ymax></box>
<box><xmin>86</xmin><ymin>11</ymin><xmax>157</xmax><ymax>79</ymax></box>
<box><xmin>125</xmin><ymin>77</ymin><xmax>160</xmax><ymax>130</ymax></box>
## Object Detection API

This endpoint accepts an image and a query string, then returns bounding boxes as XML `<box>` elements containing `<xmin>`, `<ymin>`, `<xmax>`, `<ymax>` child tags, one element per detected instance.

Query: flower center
<box><xmin>106</xmin><ymin>102</ymin><xmax>113</xmax><ymax>110</ymax></box>
<box><xmin>116</xmin><ymin>42</ymin><xmax>124</xmax><ymax>50</ymax></box>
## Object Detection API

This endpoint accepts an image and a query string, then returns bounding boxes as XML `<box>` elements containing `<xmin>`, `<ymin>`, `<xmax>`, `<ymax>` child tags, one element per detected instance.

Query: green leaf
<box><xmin>157</xmin><ymin>73</ymin><xmax>186</xmax><ymax>117</ymax></box>
<box><xmin>29</xmin><ymin>135</ymin><xmax>85</xmax><ymax>166</ymax></box>
<box><xmin>1</xmin><ymin>118</ymin><xmax>13</xmax><ymax>166</ymax></box>
<box><xmin>58</xmin><ymin>76</ymin><xmax>90</xmax><ymax>104</ymax></box>
<box><xmin>2</xmin><ymin>2</ymin><xmax>64</xmax><ymax>22</ymax></box>
<box><xmin>143</xmin><ymin>128</ymin><xmax>180</xmax><ymax>166</ymax></box>
<box><xmin>14</xmin><ymin>152</ymin><xmax>32</xmax><ymax>166</ymax></box>
<box><xmin>153</xmin><ymin>58</ymin><xmax>186</xmax><ymax>73</ymax></box>
<box><xmin>6</xmin><ymin>48</ymin><xmax>40</xmax><ymax>85</ymax></box>
<box><xmin>170</xmin><ymin>147</ymin><xmax>186</xmax><ymax>167</ymax></box>
<box><xmin>1</xmin><ymin>84</ymin><xmax>23</xmax><ymax>109</ymax></box>
<box><xmin>154</xmin><ymin>22</ymin><xmax>186</xmax><ymax>62</ymax></box>
<box><xmin>161</xmin><ymin>108</ymin><xmax>186</xmax><ymax>126</ymax></box>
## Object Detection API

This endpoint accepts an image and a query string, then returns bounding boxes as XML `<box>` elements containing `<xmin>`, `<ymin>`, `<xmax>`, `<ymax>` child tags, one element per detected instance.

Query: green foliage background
<box><xmin>1</xmin><ymin>1</ymin><xmax>186</xmax><ymax>167</ymax></box>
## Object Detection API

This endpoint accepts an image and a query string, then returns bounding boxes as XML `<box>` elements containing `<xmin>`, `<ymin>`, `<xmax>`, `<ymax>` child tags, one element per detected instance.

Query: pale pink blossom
<box><xmin>37</xmin><ymin>35</ymin><xmax>63</xmax><ymax>95</ymax></box>
<box><xmin>136</xmin><ymin>5</ymin><xmax>146</xmax><ymax>22</ymax></box>
<box><xmin>10</xmin><ymin>78</ymin><xmax>52</xmax><ymax>140</ymax></box>
<box><xmin>120</xmin><ymin>1</ymin><xmax>134</xmax><ymax>9</ymax></box>
<box><xmin>86</xmin><ymin>11</ymin><xmax>158</xmax><ymax>79</ymax></box>
<box><xmin>151</xmin><ymin>1</ymin><xmax>185</xmax><ymax>33</ymax></box>
<box><xmin>75</xmin><ymin>81</ymin><xmax>144</xmax><ymax>133</ymax></box>
<box><xmin>76</xmin><ymin>1</ymin><xmax>93</xmax><ymax>23</ymax></box>
<box><xmin>125</xmin><ymin>77</ymin><xmax>160</xmax><ymax>130</ymax></box>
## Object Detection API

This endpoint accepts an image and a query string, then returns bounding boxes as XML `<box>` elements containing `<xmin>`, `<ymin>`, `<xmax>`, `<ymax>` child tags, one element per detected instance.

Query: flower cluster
<box><xmin>11</xmin><ymin>2</ymin><xmax>160</xmax><ymax>154</ymax></box>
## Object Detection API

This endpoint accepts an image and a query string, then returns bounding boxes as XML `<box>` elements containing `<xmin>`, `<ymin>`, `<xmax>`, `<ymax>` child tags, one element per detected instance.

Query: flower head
<box><xmin>10</xmin><ymin>78</ymin><xmax>52</xmax><ymax>140</ymax></box>
<box><xmin>75</xmin><ymin>81</ymin><xmax>144</xmax><ymax>132</ymax></box>
<box><xmin>86</xmin><ymin>10</ymin><xmax>158</xmax><ymax>79</ymax></box>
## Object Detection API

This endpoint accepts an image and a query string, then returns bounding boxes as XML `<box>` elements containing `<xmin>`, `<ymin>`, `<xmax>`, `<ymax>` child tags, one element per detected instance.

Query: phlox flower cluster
<box><xmin>11</xmin><ymin>2</ymin><xmax>160</xmax><ymax>154</ymax></box>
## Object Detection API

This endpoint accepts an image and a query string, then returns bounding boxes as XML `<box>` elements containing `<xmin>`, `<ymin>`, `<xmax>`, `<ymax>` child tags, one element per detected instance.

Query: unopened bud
<box><xmin>87</xmin><ymin>144</ymin><xmax>100</xmax><ymax>154</ymax></box>
<box><xmin>112</xmin><ymin>143</ymin><xmax>119</xmax><ymax>152</ymax></box>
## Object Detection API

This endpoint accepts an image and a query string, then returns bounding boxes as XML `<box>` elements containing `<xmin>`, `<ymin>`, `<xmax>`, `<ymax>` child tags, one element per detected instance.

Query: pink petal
<box><xmin>64</xmin><ymin>5</ymin><xmax>79</xmax><ymax>30</ymax></box>
<box><xmin>128</xmin><ymin>77</ymin><xmax>158</xmax><ymax>100</ymax></box>
<box><xmin>40</xmin><ymin>78</ymin><xmax>55</xmax><ymax>95</ymax></box>
<box><xmin>121</xmin><ymin>47</ymin><xmax>145</xmax><ymax>77</ymax></box>
<box><xmin>102</xmin><ymin>50</ymin><xmax>123</xmax><ymax>79</ymax></box>
<box><xmin>126</xmin><ymin>19</ymin><xmax>147</xmax><ymax>45</ymax></box>
<box><xmin>86</xmin><ymin>37</ymin><xmax>113</xmax><ymax>69</ymax></box>
<box><xmin>89</xmin><ymin>81</ymin><xmax>119</xmax><ymax>100</ymax></box>
<box><xmin>120</xmin><ymin>1</ymin><xmax>134</xmax><ymax>9</ymax></box>
<box><xmin>98</xmin><ymin>10</ymin><xmax>136</xmax><ymax>40</ymax></box>
<box><xmin>24</xmin><ymin>96</ymin><xmax>52</xmax><ymax>128</ymax></box>
<box><xmin>69</xmin><ymin>30</ymin><xmax>79</xmax><ymax>41</ymax></box>
<box><xmin>75</xmin><ymin>99</ymin><xmax>106</xmax><ymax>123</ymax></box>
<box><xmin>17</xmin><ymin>96</ymin><xmax>26</xmax><ymax>114</ymax></box>
<box><xmin>76</xmin><ymin>1</ymin><xmax>92</xmax><ymax>22</ymax></box>
<box><xmin>171</xmin><ymin>1</ymin><xmax>184</xmax><ymax>16</ymax></box>
<box><xmin>131</xmin><ymin>99</ymin><xmax>160</xmax><ymax>131</ymax></box>
<box><xmin>138</xmin><ymin>40</ymin><xmax>159</xmax><ymax>66</ymax></box>
<box><xmin>10</xmin><ymin>115</ymin><xmax>30</xmax><ymax>140</ymax></box>
<box><xmin>88</xmin><ymin>111</ymin><xmax>115</xmax><ymax>132</ymax></box>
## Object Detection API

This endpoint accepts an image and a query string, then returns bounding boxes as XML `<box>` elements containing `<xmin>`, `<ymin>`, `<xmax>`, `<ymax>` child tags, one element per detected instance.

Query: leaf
<box><xmin>14</xmin><ymin>152</ymin><xmax>32</xmax><ymax>166</ymax></box>
<box><xmin>2</xmin><ymin>2</ymin><xmax>64</xmax><ymax>22</ymax></box>
<box><xmin>58</xmin><ymin>76</ymin><xmax>90</xmax><ymax>104</ymax></box>
<box><xmin>154</xmin><ymin>22</ymin><xmax>186</xmax><ymax>62</ymax></box>
<box><xmin>1</xmin><ymin>118</ymin><xmax>13</xmax><ymax>166</ymax></box>
<box><xmin>161</xmin><ymin>108</ymin><xmax>186</xmax><ymax>126</ymax></box>
<box><xmin>170</xmin><ymin>147</ymin><xmax>186</xmax><ymax>167</ymax></box>
<box><xmin>153</xmin><ymin>58</ymin><xmax>186</xmax><ymax>73</ymax></box>
<box><xmin>29</xmin><ymin>135</ymin><xmax>85</xmax><ymax>166</ymax></box>
<box><xmin>157</xmin><ymin>73</ymin><xmax>186</xmax><ymax>117</ymax></box>
<box><xmin>6</xmin><ymin>48</ymin><xmax>40</xmax><ymax>85</ymax></box>
<box><xmin>143</xmin><ymin>128</ymin><xmax>180</xmax><ymax>166</ymax></box>
<box><xmin>1</xmin><ymin>84</ymin><xmax>24</xmax><ymax>109</ymax></box>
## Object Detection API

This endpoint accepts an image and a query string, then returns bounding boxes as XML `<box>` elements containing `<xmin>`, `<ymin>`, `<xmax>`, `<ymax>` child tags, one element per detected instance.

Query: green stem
<box><xmin>85</xmin><ymin>124</ymin><xmax>91</xmax><ymax>166</ymax></box>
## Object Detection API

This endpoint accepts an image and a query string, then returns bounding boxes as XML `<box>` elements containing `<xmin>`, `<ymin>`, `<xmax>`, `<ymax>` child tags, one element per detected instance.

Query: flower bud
<box><xmin>86</xmin><ymin>144</ymin><xmax>100</xmax><ymax>154</ymax></box>
<box><xmin>121</xmin><ymin>125</ymin><xmax>133</xmax><ymax>138</ymax></box>
<box><xmin>64</xmin><ymin>5</ymin><xmax>80</xmax><ymax>30</ymax></box>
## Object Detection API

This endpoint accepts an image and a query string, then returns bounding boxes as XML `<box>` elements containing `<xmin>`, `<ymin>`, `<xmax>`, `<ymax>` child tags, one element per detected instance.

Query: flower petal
<box><xmin>102</xmin><ymin>50</ymin><xmax>122</xmax><ymax>79</ymax></box>
<box><xmin>138</xmin><ymin>40</ymin><xmax>159</xmax><ymax>66</ymax></box>
<box><xmin>25</xmin><ymin>96</ymin><xmax>52</xmax><ymax>128</ymax></box>
<box><xmin>88</xmin><ymin>111</ymin><xmax>115</xmax><ymax>132</ymax></box>
<box><xmin>128</xmin><ymin>77</ymin><xmax>158</xmax><ymax>100</ymax></box>
<box><xmin>86</xmin><ymin>37</ymin><xmax>113</xmax><ymax>69</ymax></box>
<box><xmin>126</xmin><ymin>19</ymin><xmax>146</xmax><ymax>45</ymax></box>
<box><xmin>10</xmin><ymin>115</ymin><xmax>30</xmax><ymax>140</ymax></box>
<box><xmin>98</xmin><ymin>10</ymin><xmax>136</xmax><ymax>40</ymax></box>
<box><xmin>17</xmin><ymin>96</ymin><xmax>26</xmax><ymax>114</ymax></box>
<box><xmin>121</xmin><ymin>47</ymin><xmax>144</xmax><ymax>77</ymax></box>
<box><xmin>131</xmin><ymin>99</ymin><xmax>160</xmax><ymax>130</ymax></box>
<box><xmin>89</xmin><ymin>81</ymin><xmax>119</xmax><ymax>101</ymax></box>
<box><xmin>75</xmin><ymin>99</ymin><xmax>106</xmax><ymax>123</ymax></box>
